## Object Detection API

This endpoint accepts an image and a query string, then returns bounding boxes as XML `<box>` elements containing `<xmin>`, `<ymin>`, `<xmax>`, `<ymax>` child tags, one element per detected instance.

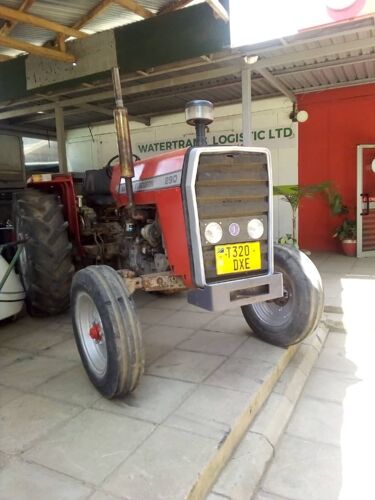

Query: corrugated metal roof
<box><xmin>0</xmin><ymin>0</ymin><xmax>204</xmax><ymax>56</ymax></box>
<box><xmin>1</xmin><ymin>6</ymin><xmax>375</xmax><ymax>135</ymax></box>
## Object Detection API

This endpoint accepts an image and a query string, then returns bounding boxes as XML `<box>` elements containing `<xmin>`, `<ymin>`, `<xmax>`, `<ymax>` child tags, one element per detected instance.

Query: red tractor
<box><xmin>12</xmin><ymin>68</ymin><xmax>323</xmax><ymax>399</ymax></box>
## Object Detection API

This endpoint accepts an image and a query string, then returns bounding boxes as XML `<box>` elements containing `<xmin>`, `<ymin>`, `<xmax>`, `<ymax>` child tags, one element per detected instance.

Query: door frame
<box><xmin>357</xmin><ymin>144</ymin><xmax>375</xmax><ymax>257</ymax></box>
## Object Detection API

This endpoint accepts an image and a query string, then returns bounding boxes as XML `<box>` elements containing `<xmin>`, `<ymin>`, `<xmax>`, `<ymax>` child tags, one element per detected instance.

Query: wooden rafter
<box><xmin>158</xmin><ymin>0</ymin><xmax>193</xmax><ymax>15</ymax></box>
<box><xmin>0</xmin><ymin>5</ymin><xmax>88</xmax><ymax>38</ymax></box>
<box><xmin>0</xmin><ymin>0</ymin><xmax>35</xmax><ymax>36</ymax></box>
<box><xmin>113</xmin><ymin>0</ymin><xmax>155</xmax><ymax>18</ymax></box>
<box><xmin>55</xmin><ymin>0</ymin><xmax>153</xmax><ymax>50</ymax></box>
<box><xmin>206</xmin><ymin>0</ymin><xmax>229</xmax><ymax>22</ymax></box>
<box><xmin>73</xmin><ymin>0</ymin><xmax>112</xmax><ymax>30</ymax></box>
<box><xmin>0</xmin><ymin>34</ymin><xmax>76</xmax><ymax>62</ymax></box>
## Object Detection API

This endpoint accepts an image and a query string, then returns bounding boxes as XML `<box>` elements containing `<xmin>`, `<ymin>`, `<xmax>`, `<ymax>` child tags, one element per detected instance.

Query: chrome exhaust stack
<box><xmin>112</xmin><ymin>66</ymin><xmax>135</xmax><ymax>213</ymax></box>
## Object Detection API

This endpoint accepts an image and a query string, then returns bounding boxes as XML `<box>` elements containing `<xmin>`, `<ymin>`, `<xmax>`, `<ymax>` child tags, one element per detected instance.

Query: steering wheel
<box><xmin>105</xmin><ymin>154</ymin><xmax>141</xmax><ymax>178</ymax></box>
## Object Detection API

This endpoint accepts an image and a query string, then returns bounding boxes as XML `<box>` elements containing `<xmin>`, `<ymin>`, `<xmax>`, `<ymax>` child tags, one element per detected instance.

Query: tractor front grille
<box><xmin>195</xmin><ymin>151</ymin><xmax>270</xmax><ymax>283</ymax></box>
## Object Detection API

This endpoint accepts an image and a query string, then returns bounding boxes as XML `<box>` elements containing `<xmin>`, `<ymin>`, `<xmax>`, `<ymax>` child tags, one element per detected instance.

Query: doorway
<box><xmin>357</xmin><ymin>145</ymin><xmax>375</xmax><ymax>257</ymax></box>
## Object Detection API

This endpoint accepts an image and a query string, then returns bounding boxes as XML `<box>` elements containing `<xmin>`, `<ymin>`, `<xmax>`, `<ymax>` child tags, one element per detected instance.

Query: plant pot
<box><xmin>341</xmin><ymin>239</ymin><xmax>357</xmax><ymax>257</ymax></box>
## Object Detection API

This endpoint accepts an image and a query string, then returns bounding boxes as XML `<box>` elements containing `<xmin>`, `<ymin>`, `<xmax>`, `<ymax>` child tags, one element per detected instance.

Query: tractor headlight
<box><xmin>204</xmin><ymin>222</ymin><xmax>223</xmax><ymax>244</ymax></box>
<box><xmin>247</xmin><ymin>219</ymin><xmax>264</xmax><ymax>239</ymax></box>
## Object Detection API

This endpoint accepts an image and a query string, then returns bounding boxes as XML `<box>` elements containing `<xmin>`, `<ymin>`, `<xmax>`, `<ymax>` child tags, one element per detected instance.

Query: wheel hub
<box><xmin>273</xmin><ymin>288</ymin><xmax>290</xmax><ymax>307</ymax></box>
<box><xmin>89</xmin><ymin>322</ymin><xmax>103</xmax><ymax>343</ymax></box>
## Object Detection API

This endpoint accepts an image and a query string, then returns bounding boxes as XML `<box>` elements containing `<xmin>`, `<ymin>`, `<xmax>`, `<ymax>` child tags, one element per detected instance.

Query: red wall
<box><xmin>298</xmin><ymin>83</ymin><xmax>375</xmax><ymax>251</ymax></box>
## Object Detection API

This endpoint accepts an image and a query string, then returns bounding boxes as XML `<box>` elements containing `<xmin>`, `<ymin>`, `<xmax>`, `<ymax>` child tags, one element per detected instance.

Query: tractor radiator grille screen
<box><xmin>195</xmin><ymin>152</ymin><xmax>269</xmax><ymax>283</ymax></box>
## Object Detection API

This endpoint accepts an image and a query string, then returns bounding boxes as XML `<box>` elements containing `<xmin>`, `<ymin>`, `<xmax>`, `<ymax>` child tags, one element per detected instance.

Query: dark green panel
<box><xmin>0</xmin><ymin>57</ymin><xmax>27</xmax><ymax>101</ymax></box>
<box><xmin>115</xmin><ymin>1</ymin><xmax>230</xmax><ymax>73</ymax></box>
<box><xmin>0</xmin><ymin>1</ymin><xmax>229</xmax><ymax>102</ymax></box>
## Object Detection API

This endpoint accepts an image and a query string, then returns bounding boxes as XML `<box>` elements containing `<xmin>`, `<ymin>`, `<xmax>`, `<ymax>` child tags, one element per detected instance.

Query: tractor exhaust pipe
<box><xmin>112</xmin><ymin>66</ymin><xmax>135</xmax><ymax>213</ymax></box>
<box><xmin>185</xmin><ymin>100</ymin><xmax>214</xmax><ymax>146</ymax></box>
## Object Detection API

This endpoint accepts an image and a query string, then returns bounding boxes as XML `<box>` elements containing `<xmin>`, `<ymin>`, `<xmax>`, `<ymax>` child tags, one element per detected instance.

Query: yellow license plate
<box><xmin>215</xmin><ymin>242</ymin><xmax>262</xmax><ymax>275</ymax></box>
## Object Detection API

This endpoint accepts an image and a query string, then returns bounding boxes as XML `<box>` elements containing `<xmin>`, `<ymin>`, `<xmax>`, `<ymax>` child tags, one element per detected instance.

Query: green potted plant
<box><xmin>273</xmin><ymin>181</ymin><xmax>342</xmax><ymax>247</ymax></box>
<box><xmin>333</xmin><ymin>219</ymin><xmax>357</xmax><ymax>257</ymax></box>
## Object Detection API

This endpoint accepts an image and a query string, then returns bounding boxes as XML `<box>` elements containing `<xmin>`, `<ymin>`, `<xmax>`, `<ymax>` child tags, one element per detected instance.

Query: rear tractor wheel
<box><xmin>12</xmin><ymin>188</ymin><xmax>74</xmax><ymax>316</ymax></box>
<box><xmin>71</xmin><ymin>265</ymin><xmax>144</xmax><ymax>399</ymax></box>
<box><xmin>241</xmin><ymin>244</ymin><xmax>324</xmax><ymax>347</ymax></box>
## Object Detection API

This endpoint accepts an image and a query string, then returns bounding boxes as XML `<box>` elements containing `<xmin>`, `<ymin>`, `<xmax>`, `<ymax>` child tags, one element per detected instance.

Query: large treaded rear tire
<box><xmin>13</xmin><ymin>188</ymin><xmax>74</xmax><ymax>316</ymax></box>
<box><xmin>71</xmin><ymin>265</ymin><xmax>144</xmax><ymax>398</ymax></box>
<box><xmin>241</xmin><ymin>245</ymin><xmax>324</xmax><ymax>347</ymax></box>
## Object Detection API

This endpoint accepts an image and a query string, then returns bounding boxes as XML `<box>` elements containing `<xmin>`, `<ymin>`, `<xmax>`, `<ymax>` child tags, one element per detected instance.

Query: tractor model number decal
<box><xmin>119</xmin><ymin>171</ymin><xmax>182</xmax><ymax>194</ymax></box>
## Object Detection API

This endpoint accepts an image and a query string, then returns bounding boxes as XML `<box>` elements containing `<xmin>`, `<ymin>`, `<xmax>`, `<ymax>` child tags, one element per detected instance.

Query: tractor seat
<box><xmin>83</xmin><ymin>168</ymin><xmax>114</xmax><ymax>206</ymax></box>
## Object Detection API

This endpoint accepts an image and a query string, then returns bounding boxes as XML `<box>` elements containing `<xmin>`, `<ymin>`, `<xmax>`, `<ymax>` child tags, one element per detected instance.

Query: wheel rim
<box><xmin>75</xmin><ymin>291</ymin><xmax>107</xmax><ymax>379</ymax></box>
<box><xmin>251</xmin><ymin>271</ymin><xmax>294</xmax><ymax>328</ymax></box>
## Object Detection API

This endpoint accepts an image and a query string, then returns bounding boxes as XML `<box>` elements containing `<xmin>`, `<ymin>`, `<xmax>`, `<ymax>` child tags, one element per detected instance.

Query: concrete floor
<box><xmin>0</xmin><ymin>252</ymin><xmax>373</xmax><ymax>500</ymax></box>
<box><xmin>255</xmin><ymin>253</ymin><xmax>375</xmax><ymax>500</ymax></box>
<box><xmin>0</xmin><ymin>286</ymin><xmax>293</xmax><ymax>500</ymax></box>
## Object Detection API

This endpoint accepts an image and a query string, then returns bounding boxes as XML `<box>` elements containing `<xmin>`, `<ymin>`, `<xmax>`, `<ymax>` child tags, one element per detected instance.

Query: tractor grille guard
<box><xmin>183</xmin><ymin>146</ymin><xmax>283</xmax><ymax>311</ymax></box>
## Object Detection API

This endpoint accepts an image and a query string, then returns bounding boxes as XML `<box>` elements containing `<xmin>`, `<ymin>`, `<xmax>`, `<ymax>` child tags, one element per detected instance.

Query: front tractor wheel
<box><xmin>241</xmin><ymin>245</ymin><xmax>323</xmax><ymax>347</ymax></box>
<box><xmin>71</xmin><ymin>265</ymin><xmax>144</xmax><ymax>399</ymax></box>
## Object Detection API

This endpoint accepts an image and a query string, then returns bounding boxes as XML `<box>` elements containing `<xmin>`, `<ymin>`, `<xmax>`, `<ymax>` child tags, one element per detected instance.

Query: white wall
<box><xmin>66</xmin><ymin>97</ymin><xmax>297</xmax><ymax>240</ymax></box>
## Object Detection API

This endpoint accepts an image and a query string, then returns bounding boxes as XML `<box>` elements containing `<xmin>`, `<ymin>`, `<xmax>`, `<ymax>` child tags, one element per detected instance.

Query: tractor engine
<box><xmin>77</xmin><ymin>182</ymin><xmax>170</xmax><ymax>275</ymax></box>
<box><xmin>121</xmin><ymin>219</ymin><xmax>169</xmax><ymax>275</ymax></box>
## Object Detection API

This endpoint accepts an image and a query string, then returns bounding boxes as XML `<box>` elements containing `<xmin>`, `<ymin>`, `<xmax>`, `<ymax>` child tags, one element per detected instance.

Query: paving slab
<box><xmin>0</xmin><ymin>347</ymin><xmax>29</xmax><ymax>369</ymax></box>
<box><xmin>0</xmin><ymin>453</ymin><xmax>9</xmax><ymax>472</ymax></box>
<box><xmin>0</xmin><ymin>394</ymin><xmax>80</xmax><ymax>455</ymax></box>
<box><xmin>143</xmin><ymin>324</ymin><xmax>195</xmax><ymax>347</ymax></box>
<box><xmin>89</xmin><ymin>491</ymin><xmax>123</xmax><ymax>500</ymax></box>
<box><xmin>204</xmin><ymin>315</ymin><xmax>250</xmax><ymax>335</ymax></box>
<box><xmin>159</xmin><ymin>310</ymin><xmax>217</xmax><ymax>330</ymax></box>
<box><xmin>254</xmin><ymin>490</ymin><xmax>290</xmax><ymax>500</ymax></box>
<box><xmin>232</xmin><ymin>337</ymin><xmax>286</xmax><ymax>364</ymax></box>
<box><xmin>41</xmin><ymin>337</ymin><xmax>81</xmax><ymax>362</ymax></box>
<box><xmin>261</xmin><ymin>434</ymin><xmax>342</xmax><ymax>500</ymax></box>
<box><xmin>35</xmin><ymin>365</ymin><xmax>102</xmax><ymax>408</ymax></box>
<box><xmin>0</xmin><ymin>459</ymin><xmax>92</xmax><ymax>500</ymax></box>
<box><xmin>205</xmin><ymin>356</ymin><xmax>275</xmax><ymax>393</ymax></box>
<box><xmin>24</xmin><ymin>409</ymin><xmax>155</xmax><ymax>485</ymax></box>
<box><xmin>164</xmin><ymin>384</ymin><xmax>252</xmax><ymax>440</ymax></box>
<box><xmin>0</xmin><ymin>355</ymin><xmax>77</xmax><ymax>391</ymax></box>
<box><xmin>286</xmin><ymin>396</ymin><xmax>344</xmax><ymax>447</ymax></box>
<box><xmin>2</xmin><ymin>327</ymin><xmax>70</xmax><ymax>353</ymax></box>
<box><xmin>94</xmin><ymin>375</ymin><xmax>195</xmax><ymax>424</ymax></box>
<box><xmin>138</xmin><ymin>307</ymin><xmax>176</xmax><ymax>326</ymax></box>
<box><xmin>0</xmin><ymin>385</ymin><xmax>24</xmax><ymax>407</ymax></box>
<box><xmin>178</xmin><ymin>330</ymin><xmax>246</xmax><ymax>356</ymax></box>
<box><xmin>304</xmin><ymin>367</ymin><xmax>358</xmax><ymax>403</ymax></box>
<box><xmin>315</xmin><ymin>345</ymin><xmax>358</xmax><ymax>375</ymax></box>
<box><xmin>212</xmin><ymin>433</ymin><xmax>273</xmax><ymax>500</ymax></box>
<box><xmin>147</xmin><ymin>349</ymin><xmax>225</xmax><ymax>383</ymax></box>
<box><xmin>103</xmin><ymin>426</ymin><xmax>217</xmax><ymax>500</ymax></box>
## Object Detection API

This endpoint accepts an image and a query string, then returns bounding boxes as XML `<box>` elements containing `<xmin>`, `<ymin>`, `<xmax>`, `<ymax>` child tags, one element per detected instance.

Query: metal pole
<box><xmin>241</xmin><ymin>66</ymin><xmax>252</xmax><ymax>146</ymax></box>
<box><xmin>55</xmin><ymin>104</ymin><xmax>68</xmax><ymax>173</ymax></box>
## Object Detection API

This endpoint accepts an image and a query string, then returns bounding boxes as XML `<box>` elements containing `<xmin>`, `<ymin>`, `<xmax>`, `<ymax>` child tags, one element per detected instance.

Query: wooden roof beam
<box><xmin>73</xmin><ymin>0</ymin><xmax>113</xmax><ymax>30</ymax></box>
<box><xmin>0</xmin><ymin>0</ymin><xmax>35</xmax><ymax>36</ymax></box>
<box><xmin>0</xmin><ymin>5</ymin><xmax>88</xmax><ymax>39</ymax></box>
<box><xmin>0</xmin><ymin>34</ymin><xmax>76</xmax><ymax>63</ymax></box>
<box><xmin>158</xmin><ymin>0</ymin><xmax>193</xmax><ymax>15</ymax></box>
<box><xmin>206</xmin><ymin>0</ymin><xmax>229</xmax><ymax>22</ymax></box>
<box><xmin>113</xmin><ymin>0</ymin><xmax>155</xmax><ymax>18</ymax></box>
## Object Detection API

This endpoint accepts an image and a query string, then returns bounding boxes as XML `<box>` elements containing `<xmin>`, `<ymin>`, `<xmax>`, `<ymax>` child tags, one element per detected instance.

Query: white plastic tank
<box><xmin>0</xmin><ymin>254</ymin><xmax>25</xmax><ymax>320</ymax></box>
